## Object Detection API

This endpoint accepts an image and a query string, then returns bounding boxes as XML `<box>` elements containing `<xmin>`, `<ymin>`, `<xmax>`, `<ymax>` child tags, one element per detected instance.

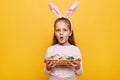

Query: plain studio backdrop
<box><xmin>0</xmin><ymin>0</ymin><xmax>120</xmax><ymax>80</ymax></box>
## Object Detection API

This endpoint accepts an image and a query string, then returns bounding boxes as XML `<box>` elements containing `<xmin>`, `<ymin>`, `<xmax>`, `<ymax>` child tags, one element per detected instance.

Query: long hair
<box><xmin>51</xmin><ymin>17</ymin><xmax>76</xmax><ymax>46</ymax></box>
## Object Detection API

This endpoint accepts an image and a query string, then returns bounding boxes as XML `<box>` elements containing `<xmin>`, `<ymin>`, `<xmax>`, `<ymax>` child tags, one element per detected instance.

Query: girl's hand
<box><xmin>69</xmin><ymin>59</ymin><xmax>81</xmax><ymax>70</ymax></box>
<box><xmin>45</xmin><ymin>60</ymin><xmax>57</xmax><ymax>71</ymax></box>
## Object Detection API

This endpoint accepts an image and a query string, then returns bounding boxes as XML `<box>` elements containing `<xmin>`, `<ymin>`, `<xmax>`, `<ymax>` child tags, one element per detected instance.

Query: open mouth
<box><xmin>60</xmin><ymin>37</ymin><xmax>63</xmax><ymax>40</ymax></box>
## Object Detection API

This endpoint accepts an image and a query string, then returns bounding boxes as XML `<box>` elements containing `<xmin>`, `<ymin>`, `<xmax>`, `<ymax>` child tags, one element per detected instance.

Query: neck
<box><xmin>58</xmin><ymin>41</ymin><xmax>71</xmax><ymax>46</ymax></box>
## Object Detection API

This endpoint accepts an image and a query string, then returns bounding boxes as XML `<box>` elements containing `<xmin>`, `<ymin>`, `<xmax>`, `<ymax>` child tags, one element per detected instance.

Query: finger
<box><xmin>77</xmin><ymin>58</ymin><xmax>81</xmax><ymax>61</ymax></box>
<box><xmin>74</xmin><ymin>59</ymin><xmax>81</xmax><ymax>63</ymax></box>
<box><xmin>70</xmin><ymin>61</ymin><xmax>78</xmax><ymax>65</ymax></box>
<box><xmin>48</xmin><ymin>61</ymin><xmax>53</xmax><ymax>67</ymax></box>
<box><xmin>69</xmin><ymin>62</ymin><xmax>77</xmax><ymax>67</ymax></box>
<box><xmin>75</xmin><ymin>58</ymin><xmax>81</xmax><ymax>61</ymax></box>
<box><xmin>46</xmin><ymin>60</ymin><xmax>51</xmax><ymax>65</ymax></box>
<box><xmin>51</xmin><ymin>64</ymin><xmax>56</xmax><ymax>68</ymax></box>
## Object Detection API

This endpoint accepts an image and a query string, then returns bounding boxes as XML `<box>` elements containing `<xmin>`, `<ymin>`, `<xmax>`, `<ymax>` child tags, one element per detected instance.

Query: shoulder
<box><xmin>47</xmin><ymin>45</ymin><xmax>56</xmax><ymax>50</ymax></box>
<box><xmin>70</xmin><ymin>45</ymin><xmax>81</xmax><ymax>52</ymax></box>
<box><xmin>46</xmin><ymin>45</ymin><xmax>57</xmax><ymax>52</ymax></box>
<box><xmin>45</xmin><ymin>45</ymin><xmax>56</xmax><ymax>58</ymax></box>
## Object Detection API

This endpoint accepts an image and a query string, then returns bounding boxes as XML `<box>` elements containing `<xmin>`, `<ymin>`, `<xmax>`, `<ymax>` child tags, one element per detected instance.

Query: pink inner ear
<box><xmin>66</xmin><ymin>1</ymin><xmax>79</xmax><ymax>17</ymax></box>
<box><xmin>49</xmin><ymin>2</ymin><xmax>61</xmax><ymax>17</ymax></box>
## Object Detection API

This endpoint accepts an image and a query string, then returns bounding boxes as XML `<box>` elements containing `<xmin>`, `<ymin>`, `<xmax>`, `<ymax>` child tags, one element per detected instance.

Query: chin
<box><xmin>58</xmin><ymin>41</ymin><xmax>66</xmax><ymax>45</ymax></box>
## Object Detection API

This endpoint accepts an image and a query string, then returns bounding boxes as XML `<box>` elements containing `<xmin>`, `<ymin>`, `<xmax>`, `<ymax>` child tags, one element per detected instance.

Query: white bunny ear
<box><xmin>49</xmin><ymin>2</ymin><xmax>61</xmax><ymax>17</ymax></box>
<box><xmin>65</xmin><ymin>1</ymin><xmax>79</xmax><ymax>17</ymax></box>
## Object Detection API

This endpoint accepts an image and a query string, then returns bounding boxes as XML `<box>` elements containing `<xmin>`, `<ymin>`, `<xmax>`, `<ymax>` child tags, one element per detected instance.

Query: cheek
<box><xmin>64</xmin><ymin>32</ymin><xmax>71</xmax><ymax>37</ymax></box>
<box><xmin>55</xmin><ymin>32</ymin><xmax>59</xmax><ymax>37</ymax></box>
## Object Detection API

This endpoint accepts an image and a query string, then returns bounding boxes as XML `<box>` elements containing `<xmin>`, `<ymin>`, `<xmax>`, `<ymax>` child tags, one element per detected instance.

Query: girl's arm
<box><xmin>75</xmin><ymin>60</ymin><xmax>83</xmax><ymax>75</ymax></box>
<box><xmin>44</xmin><ymin>48</ymin><xmax>52</xmax><ymax>74</ymax></box>
<box><xmin>75</xmin><ymin>48</ymin><xmax>83</xmax><ymax>75</ymax></box>
<box><xmin>44</xmin><ymin>64</ymin><xmax>51</xmax><ymax>75</ymax></box>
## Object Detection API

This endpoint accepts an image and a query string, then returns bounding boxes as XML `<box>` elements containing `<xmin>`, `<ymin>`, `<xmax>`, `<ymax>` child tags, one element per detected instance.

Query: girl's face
<box><xmin>55</xmin><ymin>20</ymin><xmax>72</xmax><ymax>45</ymax></box>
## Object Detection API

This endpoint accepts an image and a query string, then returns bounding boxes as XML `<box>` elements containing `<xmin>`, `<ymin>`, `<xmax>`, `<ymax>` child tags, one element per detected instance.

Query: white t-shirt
<box><xmin>44</xmin><ymin>44</ymin><xmax>83</xmax><ymax>79</ymax></box>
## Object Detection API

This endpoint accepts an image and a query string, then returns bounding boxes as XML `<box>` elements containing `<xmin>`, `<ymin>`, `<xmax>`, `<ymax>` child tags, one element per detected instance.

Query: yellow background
<box><xmin>0</xmin><ymin>0</ymin><xmax>120</xmax><ymax>80</ymax></box>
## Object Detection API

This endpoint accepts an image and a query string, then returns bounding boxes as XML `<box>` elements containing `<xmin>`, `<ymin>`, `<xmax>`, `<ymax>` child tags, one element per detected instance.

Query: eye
<box><xmin>56</xmin><ymin>29</ymin><xmax>60</xmax><ymax>32</ymax></box>
<box><xmin>63</xmin><ymin>29</ymin><xmax>68</xmax><ymax>31</ymax></box>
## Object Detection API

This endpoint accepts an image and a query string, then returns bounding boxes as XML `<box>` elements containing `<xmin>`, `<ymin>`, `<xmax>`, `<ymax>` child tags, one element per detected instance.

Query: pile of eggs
<box><xmin>48</xmin><ymin>54</ymin><xmax>75</xmax><ymax>60</ymax></box>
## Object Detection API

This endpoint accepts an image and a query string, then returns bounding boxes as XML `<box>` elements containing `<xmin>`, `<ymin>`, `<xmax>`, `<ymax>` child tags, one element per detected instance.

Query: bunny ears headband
<box><xmin>49</xmin><ymin>1</ymin><xmax>79</xmax><ymax>30</ymax></box>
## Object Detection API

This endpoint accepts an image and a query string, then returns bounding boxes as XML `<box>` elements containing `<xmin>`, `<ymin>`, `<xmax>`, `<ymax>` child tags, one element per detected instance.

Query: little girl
<box><xmin>44</xmin><ymin>1</ymin><xmax>83</xmax><ymax>80</ymax></box>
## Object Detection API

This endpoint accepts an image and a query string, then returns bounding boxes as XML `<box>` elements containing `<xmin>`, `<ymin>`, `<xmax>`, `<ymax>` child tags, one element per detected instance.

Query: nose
<box><xmin>60</xmin><ymin>30</ymin><xmax>63</xmax><ymax>35</ymax></box>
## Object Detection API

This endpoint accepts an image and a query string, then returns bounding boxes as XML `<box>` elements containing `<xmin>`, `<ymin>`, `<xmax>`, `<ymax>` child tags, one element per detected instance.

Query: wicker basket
<box><xmin>45</xmin><ymin>59</ymin><xmax>80</xmax><ymax>66</ymax></box>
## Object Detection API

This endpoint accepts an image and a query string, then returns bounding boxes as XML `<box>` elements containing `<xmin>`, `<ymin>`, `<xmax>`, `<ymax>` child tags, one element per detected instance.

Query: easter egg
<box><xmin>67</xmin><ymin>56</ymin><xmax>74</xmax><ymax>60</ymax></box>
